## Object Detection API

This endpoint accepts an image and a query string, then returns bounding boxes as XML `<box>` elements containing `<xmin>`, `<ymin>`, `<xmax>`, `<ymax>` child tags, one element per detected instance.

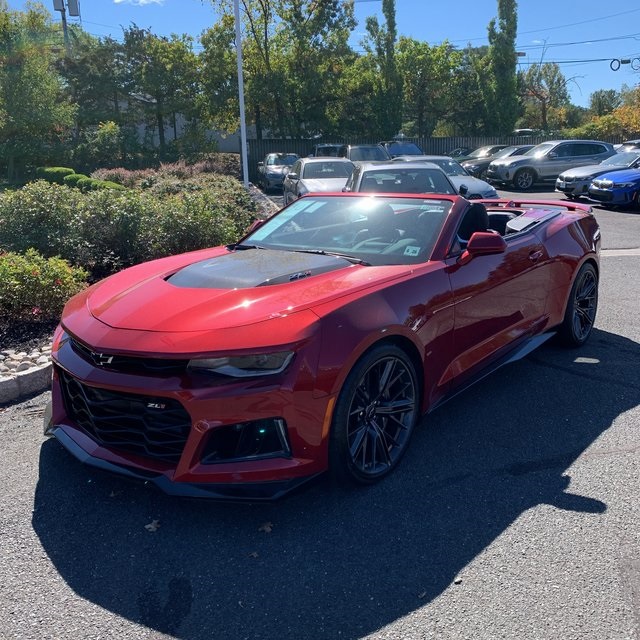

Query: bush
<box><xmin>63</xmin><ymin>173</ymin><xmax>89</xmax><ymax>187</ymax></box>
<box><xmin>0</xmin><ymin>249</ymin><xmax>88</xmax><ymax>322</ymax></box>
<box><xmin>0</xmin><ymin>181</ymin><xmax>83</xmax><ymax>259</ymax></box>
<box><xmin>35</xmin><ymin>167</ymin><xmax>76</xmax><ymax>184</ymax></box>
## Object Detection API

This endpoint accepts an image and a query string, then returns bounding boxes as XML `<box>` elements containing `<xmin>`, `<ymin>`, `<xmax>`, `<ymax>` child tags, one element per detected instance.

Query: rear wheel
<box><xmin>558</xmin><ymin>263</ymin><xmax>598</xmax><ymax>347</ymax></box>
<box><xmin>329</xmin><ymin>344</ymin><xmax>419</xmax><ymax>485</ymax></box>
<box><xmin>512</xmin><ymin>168</ymin><xmax>536</xmax><ymax>190</ymax></box>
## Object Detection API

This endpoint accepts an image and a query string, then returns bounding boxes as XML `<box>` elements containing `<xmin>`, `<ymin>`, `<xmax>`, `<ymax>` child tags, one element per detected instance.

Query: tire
<box><xmin>512</xmin><ymin>168</ymin><xmax>535</xmax><ymax>190</ymax></box>
<box><xmin>329</xmin><ymin>344</ymin><xmax>420</xmax><ymax>485</ymax></box>
<box><xmin>558</xmin><ymin>263</ymin><xmax>598</xmax><ymax>347</ymax></box>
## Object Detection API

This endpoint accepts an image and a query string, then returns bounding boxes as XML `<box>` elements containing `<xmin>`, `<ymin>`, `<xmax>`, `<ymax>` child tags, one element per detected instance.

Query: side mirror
<box><xmin>458</xmin><ymin>184</ymin><xmax>469</xmax><ymax>196</ymax></box>
<box><xmin>257</xmin><ymin>161</ymin><xmax>264</xmax><ymax>167</ymax></box>
<box><xmin>342</xmin><ymin>186</ymin><xmax>351</xmax><ymax>192</ymax></box>
<box><xmin>458</xmin><ymin>231</ymin><xmax>507</xmax><ymax>265</ymax></box>
<box><xmin>547</xmin><ymin>151</ymin><xmax>558</xmax><ymax>159</ymax></box>
<box><xmin>287</xmin><ymin>172</ymin><xmax>298</xmax><ymax>180</ymax></box>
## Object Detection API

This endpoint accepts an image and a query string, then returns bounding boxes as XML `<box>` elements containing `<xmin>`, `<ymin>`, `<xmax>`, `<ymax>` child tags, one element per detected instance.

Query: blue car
<box><xmin>588</xmin><ymin>168</ymin><xmax>640</xmax><ymax>208</ymax></box>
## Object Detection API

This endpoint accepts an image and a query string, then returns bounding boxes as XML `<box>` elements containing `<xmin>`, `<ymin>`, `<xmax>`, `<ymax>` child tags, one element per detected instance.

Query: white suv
<box><xmin>486</xmin><ymin>140</ymin><xmax>616</xmax><ymax>190</ymax></box>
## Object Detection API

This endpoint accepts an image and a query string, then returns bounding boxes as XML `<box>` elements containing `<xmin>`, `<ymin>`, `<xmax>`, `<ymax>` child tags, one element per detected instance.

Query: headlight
<box><xmin>188</xmin><ymin>351</ymin><xmax>294</xmax><ymax>378</ymax></box>
<box><xmin>484</xmin><ymin>188</ymin><xmax>498</xmax><ymax>198</ymax></box>
<box><xmin>582</xmin><ymin>175</ymin><xmax>594</xmax><ymax>181</ymax></box>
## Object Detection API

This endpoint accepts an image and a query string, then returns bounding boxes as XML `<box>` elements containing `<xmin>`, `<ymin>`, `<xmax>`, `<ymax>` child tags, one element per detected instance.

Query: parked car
<box><xmin>461</xmin><ymin>145</ymin><xmax>534</xmax><ymax>179</ymax></box>
<box><xmin>256</xmin><ymin>152</ymin><xmax>299</xmax><ymax>191</ymax></box>
<box><xmin>283</xmin><ymin>157</ymin><xmax>354</xmax><ymax>205</ymax></box>
<box><xmin>616</xmin><ymin>139</ymin><xmax>640</xmax><ymax>153</ymax></box>
<box><xmin>343</xmin><ymin>161</ymin><xmax>458</xmax><ymax>196</ymax></box>
<box><xmin>555</xmin><ymin>152</ymin><xmax>640</xmax><ymax>199</ymax></box>
<box><xmin>486</xmin><ymin>140</ymin><xmax>616</xmax><ymax>190</ymax></box>
<box><xmin>45</xmin><ymin>192</ymin><xmax>601</xmax><ymax>499</ymax></box>
<box><xmin>309</xmin><ymin>143</ymin><xmax>344</xmax><ymax>157</ymax></box>
<box><xmin>393</xmin><ymin>155</ymin><xmax>498</xmax><ymax>199</ymax></box>
<box><xmin>447</xmin><ymin>146</ymin><xmax>474</xmax><ymax>158</ymax></box>
<box><xmin>588</xmin><ymin>168</ymin><xmax>640</xmax><ymax>208</ymax></box>
<box><xmin>379</xmin><ymin>140</ymin><xmax>424</xmax><ymax>158</ymax></box>
<box><xmin>309</xmin><ymin>143</ymin><xmax>391</xmax><ymax>163</ymax></box>
<box><xmin>454</xmin><ymin>145</ymin><xmax>510</xmax><ymax>164</ymax></box>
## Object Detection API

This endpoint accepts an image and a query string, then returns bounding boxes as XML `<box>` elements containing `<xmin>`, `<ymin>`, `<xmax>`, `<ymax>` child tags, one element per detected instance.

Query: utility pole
<box><xmin>233</xmin><ymin>0</ymin><xmax>249</xmax><ymax>188</ymax></box>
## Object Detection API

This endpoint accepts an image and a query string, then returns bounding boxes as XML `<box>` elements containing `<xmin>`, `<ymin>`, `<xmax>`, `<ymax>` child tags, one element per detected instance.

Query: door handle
<box><xmin>529</xmin><ymin>250</ymin><xmax>543</xmax><ymax>262</ymax></box>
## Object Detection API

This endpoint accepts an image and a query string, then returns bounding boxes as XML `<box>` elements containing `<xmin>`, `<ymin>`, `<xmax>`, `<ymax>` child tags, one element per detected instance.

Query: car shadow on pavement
<box><xmin>32</xmin><ymin>328</ymin><xmax>640</xmax><ymax>640</ymax></box>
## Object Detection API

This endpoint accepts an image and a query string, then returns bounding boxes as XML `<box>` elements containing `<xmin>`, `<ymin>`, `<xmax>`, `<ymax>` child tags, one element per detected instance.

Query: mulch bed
<box><xmin>0</xmin><ymin>319</ymin><xmax>58</xmax><ymax>354</ymax></box>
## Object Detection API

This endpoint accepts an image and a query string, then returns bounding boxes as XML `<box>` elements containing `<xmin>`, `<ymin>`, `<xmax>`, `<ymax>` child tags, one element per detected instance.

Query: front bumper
<box><xmin>588</xmin><ymin>187</ymin><xmax>629</xmax><ymax>205</ymax></box>
<box><xmin>47</xmin><ymin>330</ymin><xmax>332</xmax><ymax>500</ymax></box>
<box><xmin>555</xmin><ymin>179</ymin><xmax>589</xmax><ymax>197</ymax></box>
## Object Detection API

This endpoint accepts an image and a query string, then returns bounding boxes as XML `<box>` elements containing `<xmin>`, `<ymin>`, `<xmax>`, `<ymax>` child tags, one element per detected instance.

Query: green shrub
<box><xmin>35</xmin><ymin>167</ymin><xmax>76</xmax><ymax>184</ymax></box>
<box><xmin>0</xmin><ymin>249</ymin><xmax>88</xmax><ymax>322</ymax></box>
<box><xmin>63</xmin><ymin>173</ymin><xmax>89</xmax><ymax>187</ymax></box>
<box><xmin>0</xmin><ymin>181</ymin><xmax>83</xmax><ymax>259</ymax></box>
<box><xmin>96</xmin><ymin>180</ymin><xmax>126</xmax><ymax>191</ymax></box>
<box><xmin>75</xmin><ymin>176</ymin><xmax>94</xmax><ymax>192</ymax></box>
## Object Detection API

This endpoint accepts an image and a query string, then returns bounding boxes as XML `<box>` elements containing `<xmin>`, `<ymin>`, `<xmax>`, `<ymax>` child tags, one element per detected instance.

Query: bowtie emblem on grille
<box><xmin>94</xmin><ymin>353</ymin><xmax>114</xmax><ymax>366</ymax></box>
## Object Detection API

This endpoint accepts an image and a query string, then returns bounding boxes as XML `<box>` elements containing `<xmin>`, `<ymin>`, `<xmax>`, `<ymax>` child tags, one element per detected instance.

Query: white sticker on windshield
<box><xmin>404</xmin><ymin>246</ymin><xmax>420</xmax><ymax>256</ymax></box>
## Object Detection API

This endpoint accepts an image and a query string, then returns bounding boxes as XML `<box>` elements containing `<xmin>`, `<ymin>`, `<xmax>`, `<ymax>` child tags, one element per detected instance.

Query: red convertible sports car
<box><xmin>45</xmin><ymin>193</ymin><xmax>600</xmax><ymax>500</ymax></box>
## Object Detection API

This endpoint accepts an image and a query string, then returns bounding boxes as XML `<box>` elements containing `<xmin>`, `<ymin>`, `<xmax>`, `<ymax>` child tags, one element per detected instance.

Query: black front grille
<box><xmin>588</xmin><ymin>190</ymin><xmax>613</xmax><ymax>202</ymax></box>
<box><xmin>70</xmin><ymin>337</ymin><xmax>189</xmax><ymax>376</ymax></box>
<box><xmin>59</xmin><ymin>370</ymin><xmax>191</xmax><ymax>463</ymax></box>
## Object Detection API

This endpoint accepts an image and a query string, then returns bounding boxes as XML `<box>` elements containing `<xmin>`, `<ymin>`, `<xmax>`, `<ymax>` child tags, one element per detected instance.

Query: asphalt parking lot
<box><xmin>1</xmin><ymin>186</ymin><xmax>638</xmax><ymax>640</ymax></box>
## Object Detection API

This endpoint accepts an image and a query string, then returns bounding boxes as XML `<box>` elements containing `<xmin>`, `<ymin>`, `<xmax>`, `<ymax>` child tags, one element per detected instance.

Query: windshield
<box><xmin>349</xmin><ymin>146</ymin><xmax>390</xmax><ymax>161</ymax></box>
<box><xmin>466</xmin><ymin>146</ymin><xmax>501</xmax><ymax>159</ymax></box>
<box><xmin>301</xmin><ymin>161</ymin><xmax>354</xmax><ymax>179</ymax></box>
<box><xmin>358</xmin><ymin>168</ymin><xmax>456</xmax><ymax>195</ymax></box>
<box><xmin>602</xmin><ymin>152</ymin><xmax>639</xmax><ymax>166</ymax></box>
<box><xmin>426</xmin><ymin>158</ymin><xmax>468</xmax><ymax>176</ymax></box>
<box><xmin>494</xmin><ymin>146</ymin><xmax>521</xmax><ymax>158</ymax></box>
<box><xmin>267</xmin><ymin>154</ymin><xmax>298</xmax><ymax>166</ymax></box>
<box><xmin>525</xmin><ymin>142</ymin><xmax>555</xmax><ymax>157</ymax></box>
<box><xmin>244</xmin><ymin>195</ymin><xmax>453</xmax><ymax>266</ymax></box>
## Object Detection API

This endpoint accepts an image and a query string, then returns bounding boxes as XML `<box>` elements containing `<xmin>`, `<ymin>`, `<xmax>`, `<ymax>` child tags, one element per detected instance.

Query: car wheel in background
<box><xmin>558</xmin><ymin>263</ymin><xmax>598</xmax><ymax>347</ymax></box>
<box><xmin>512</xmin><ymin>168</ymin><xmax>536</xmax><ymax>190</ymax></box>
<box><xmin>329</xmin><ymin>344</ymin><xmax>419</xmax><ymax>485</ymax></box>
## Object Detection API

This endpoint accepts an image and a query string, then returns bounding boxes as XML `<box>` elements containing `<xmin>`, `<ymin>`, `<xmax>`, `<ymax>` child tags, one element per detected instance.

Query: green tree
<box><xmin>122</xmin><ymin>26</ymin><xmax>201</xmax><ymax>156</ymax></box>
<box><xmin>0</xmin><ymin>2</ymin><xmax>76</xmax><ymax>180</ymax></box>
<box><xmin>209</xmin><ymin>0</ymin><xmax>355</xmax><ymax>138</ymax></box>
<box><xmin>518</xmin><ymin>62</ymin><xmax>569</xmax><ymax>131</ymax></box>
<box><xmin>479</xmin><ymin>0</ymin><xmax>519</xmax><ymax>134</ymax></box>
<box><xmin>360</xmin><ymin>0</ymin><xmax>402</xmax><ymax>138</ymax></box>
<box><xmin>396</xmin><ymin>37</ymin><xmax>462</xmax><ymax>137</ymax></box>
<box><xmin>589</xmin><ymin>89</ymin><xmax>622</xmax><ymax>117</ymax></box>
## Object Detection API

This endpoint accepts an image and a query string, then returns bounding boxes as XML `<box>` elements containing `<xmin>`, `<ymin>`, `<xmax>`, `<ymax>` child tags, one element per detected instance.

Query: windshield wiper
<box><xmin>293</xmin><ymin>249</ymin><xmax>371</xmax><ymax>266</ymax></box>
<box><xmin>228</xmin><ymin>242</ymin><xmax>266</xmax><ymax>251</ymax></box>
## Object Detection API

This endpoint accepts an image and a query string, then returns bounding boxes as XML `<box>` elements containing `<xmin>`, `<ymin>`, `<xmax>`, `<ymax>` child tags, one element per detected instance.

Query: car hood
<box><xmin>300</xmin><ymin>177</ymin><xmax>350</xmax><ymax>192</ymax></box>
<box><xmin>447</xmin><ymin>176</ymin><xmax>497</xmax><ymax>196</ymax></box>
<box><xmin>559</xmin><ymin>164</ymin><xmax>627</xmax><ymax>179</ymax></box>
<box><xmin>592</xmin><ymin>168</ymin><xmax>640</xmax><ymax>183</ymax></box>
<box><xmin>489</xmin><ymin>155</ymin><xmax>532</xmax><ymax>168</ymax></box>
<box><xmin>79</xmin><ymin>247</ymin><xmax>405</xmax><ymax>333</ymax></box>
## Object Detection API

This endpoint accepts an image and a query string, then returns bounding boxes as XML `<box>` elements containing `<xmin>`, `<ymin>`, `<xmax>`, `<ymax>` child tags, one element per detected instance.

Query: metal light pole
<box><xmin>233</xmin><ymin>0</ymin><xmax>250</xmax><ymax>188</ymax></box>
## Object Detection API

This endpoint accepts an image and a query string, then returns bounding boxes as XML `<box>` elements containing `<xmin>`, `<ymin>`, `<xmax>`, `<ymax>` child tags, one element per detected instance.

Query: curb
<box><xmin>0</xmin><ymin>362</ymin><xmax>52</xmax><ymax>405</ymax></box>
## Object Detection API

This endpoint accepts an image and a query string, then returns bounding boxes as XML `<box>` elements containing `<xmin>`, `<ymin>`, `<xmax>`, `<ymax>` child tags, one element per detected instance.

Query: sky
<box><xmin>7</xmin><ymin>0</ymin><xmax>640</xmax><ymax>108</ymax></box>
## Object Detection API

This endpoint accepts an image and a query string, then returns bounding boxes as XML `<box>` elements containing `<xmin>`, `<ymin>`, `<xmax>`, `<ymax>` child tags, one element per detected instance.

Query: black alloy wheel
<box><xmin>330</xmin><ymin>344</ymin><xmax>419</xmax><ymax>485</ymax></box>
<box><xmin>558</xmin><ymin>263</ymin><xmax>598</xmax><ymax>347</ymax></box>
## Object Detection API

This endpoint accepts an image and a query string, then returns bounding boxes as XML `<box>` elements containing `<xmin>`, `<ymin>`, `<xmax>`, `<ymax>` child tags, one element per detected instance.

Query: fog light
<box><xmin>201</xmin><ymin>418</ymin><xmax>291</xmax><ymax>464</ymax></box>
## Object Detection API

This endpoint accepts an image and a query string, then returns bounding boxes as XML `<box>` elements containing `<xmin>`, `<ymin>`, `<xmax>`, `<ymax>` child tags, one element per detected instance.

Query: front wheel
<box><xmin>512</xmin><ymin>168</ymin><xmax>535</xmax><ymax>190</ymax></box>
<box><xmin>329</xmin><ymin>344</ymin><xmax>420</xmax><ymax>485</ymax></box>
<box><xmin>558</xmin><ymin>263</ymin><xmax>598</xmax><ymax>347</ymax></box>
